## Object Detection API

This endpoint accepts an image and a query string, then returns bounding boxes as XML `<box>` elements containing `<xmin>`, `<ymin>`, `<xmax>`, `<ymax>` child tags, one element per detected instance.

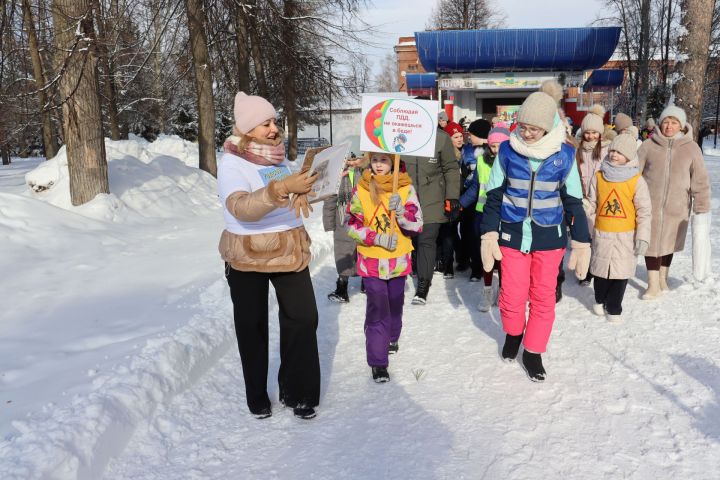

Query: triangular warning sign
<box><xmin>369</xmin><ymin>203</ymin><xmax>393</xmax><ymax>234</ymax></box>
<box><xmin>598</xmin><ymin>188</ymin><xmax>627</xmax><ymax>218</ymax></box>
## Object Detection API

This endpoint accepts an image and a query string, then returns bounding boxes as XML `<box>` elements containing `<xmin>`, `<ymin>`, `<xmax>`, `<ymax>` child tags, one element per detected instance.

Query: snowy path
<box><xmin>104</xmin><ymin>241</ymin><xmax>720</xmax><ymax>479</ymax></box>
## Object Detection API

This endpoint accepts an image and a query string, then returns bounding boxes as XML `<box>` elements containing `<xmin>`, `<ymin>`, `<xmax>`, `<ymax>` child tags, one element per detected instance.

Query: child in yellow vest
<box><xmin>584</xmin><ymin>134</ymin><xmax>652</xmax><ymax>322</ymax></box>
<box><xmin>346</xmin><ymin>152</ymin><xmax>423</xmax><ymax>382</ymax></box>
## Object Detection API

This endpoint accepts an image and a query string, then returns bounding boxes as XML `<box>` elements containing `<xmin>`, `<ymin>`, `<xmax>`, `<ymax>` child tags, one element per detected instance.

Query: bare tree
<box><xmin>22</xmin><ymin>0</ymin><xmax>59</xmax><ymax>158</ymax></box>
<box><xmin>635</xmin><ymin>0</ymin><xmax>651</xmax><ymax>123</ymax></box>
<box><xmin>92</xmin><ymin>0</ymin><xmax>121</xmax><ymax>140</ymax></box>
<box><xmin>674</xmin><ymin>0</ymin><xmax>715</xmax><ymax>138</ymax></box>
<box><xmin>51</xmin><ymin>0</ymin><xmax>109</xmax><ymax>205</ymax></box>
<box><xmin>230</xmin><ymin>0</ymin><xmax>251</xmax><ymax>93</ymax></box>
<box><xmin>427</xmin><ymin>0</ymin><xmax>506</xmax><ymax>30</ymax></box>
<box><xmin>375</xmin><ymin>53</ymin><xmax>398</xmax><ymax>92</ymax></box>
<box><xmin>184</xmin><ymin>0</ymin><xmax>216</xmax><ymax>176</ymax></box>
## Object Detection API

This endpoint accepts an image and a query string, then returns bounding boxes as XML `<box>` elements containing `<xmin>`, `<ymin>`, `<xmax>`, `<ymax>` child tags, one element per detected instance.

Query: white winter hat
<box><xmin>609</xmin><ymin>133</ymin><xmax>638</xmax><ymax>162</ymax></box>
<box><xmin>581</xmin><ymin>104</ymin><xmax>605</xmax><ymax>134</ymax></box>
<box><xmin>659</xmin><ymin>105</ymin><xmax>687</xmax><ymax>129</ymax></box>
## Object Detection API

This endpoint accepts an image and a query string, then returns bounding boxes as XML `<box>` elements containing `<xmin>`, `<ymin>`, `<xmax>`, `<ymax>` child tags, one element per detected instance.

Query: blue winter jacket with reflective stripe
<box><xmin>480</xmin><ymin>141</ymin><xmax>590</xmax><ymax>252</ymax></box>
<box><xmin>499</xmin><ymin>142</ymin><xmax>572</xmax><ymax>226</ymax></box>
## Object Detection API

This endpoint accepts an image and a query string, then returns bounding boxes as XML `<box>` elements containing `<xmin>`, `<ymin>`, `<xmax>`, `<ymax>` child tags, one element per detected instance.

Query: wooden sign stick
<box><xmin>389</xmin><ymin>153</ymin><xmax>401</xmax><ymax>237</ymax></box>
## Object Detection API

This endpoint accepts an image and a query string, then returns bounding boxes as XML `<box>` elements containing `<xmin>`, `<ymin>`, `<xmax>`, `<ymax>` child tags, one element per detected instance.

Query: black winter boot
<box><xmin>328</xmin><ymin>276</ymin><xmax>349</xmax><ymax>303</ymax></box>
<box><xmin>372</xmin><ymin>367</ymin><xmax>390</xmax><ymax>383</ymax></box>
<box><xmin>522</xmin><ymin>350</ymin><xmax>547</xmax><ymax>382</ymax></box>
<box><xmin>555</xmin><ymin>281</ymin><xmax>563</xmax><ymax>303</ymax></box>
<box><xmin>501</xmin><ymin>333</ymin><xmax>523</xmax><ymax>362</ymax></box>
<box><xmin>412</xmin><ymin>278</ymin><xmax>431</xmax><ymax>305</ymax></box>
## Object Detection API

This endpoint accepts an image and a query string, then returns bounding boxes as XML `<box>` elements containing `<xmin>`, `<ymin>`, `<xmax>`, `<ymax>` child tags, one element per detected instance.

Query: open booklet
<box><xmin>301</xmin><ymin>141</ymin><xmax>351</xmax><ymax>204</ymax></box>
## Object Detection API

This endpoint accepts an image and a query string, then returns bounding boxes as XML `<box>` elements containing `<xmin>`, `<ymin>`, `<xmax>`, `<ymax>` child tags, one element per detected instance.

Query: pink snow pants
<box><xmin>498</xmin><ymin>246</ymin><xmax>565</xmax><ymax>353</ymax></box>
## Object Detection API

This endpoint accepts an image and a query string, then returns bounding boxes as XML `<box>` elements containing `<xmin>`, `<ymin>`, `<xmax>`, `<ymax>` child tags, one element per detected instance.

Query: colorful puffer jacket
<box><xmin>481</xmin><ymin>141</ymin><xmax>590</xmax><ymax>252</ymax></box>
<box><xmin>346</xmin><ymin>184</ymin><xmax>423</xmax><ymax>280</ymax></box>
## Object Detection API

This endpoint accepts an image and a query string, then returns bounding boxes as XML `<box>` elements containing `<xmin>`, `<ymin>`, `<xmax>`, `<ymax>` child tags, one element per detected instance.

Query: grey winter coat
<box><xmin>638</xmin><ymin>124</ymin><xmax>711</xmax><ymax>257</ymax></box>
<box><xmin>402</xmin><ymin>128</ymin><xmax>461</xmax><ymax>224</ymax></box>
<box><xmin>322</xmin><ymin>166</ymin><xmax>364</xmax><ymax>277</ymax></box>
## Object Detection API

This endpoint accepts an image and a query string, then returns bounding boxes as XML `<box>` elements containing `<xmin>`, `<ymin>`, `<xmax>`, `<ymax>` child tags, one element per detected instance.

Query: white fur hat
<box><xmin>659</xmin><ymin>105</ymin><xmax>687</xmax><ymax>129</ymax></box>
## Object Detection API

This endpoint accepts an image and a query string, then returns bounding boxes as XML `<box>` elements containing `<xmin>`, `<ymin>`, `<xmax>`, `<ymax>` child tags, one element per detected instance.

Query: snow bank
<box><xmin>0</xmin><ymin>135</ymin><xmax>334</xmax><ymax>479</ymax></box>
<box><xmin>24</xmin><ymin>136</ymin><xmax>217</xmax><ymax>221</ymax></box>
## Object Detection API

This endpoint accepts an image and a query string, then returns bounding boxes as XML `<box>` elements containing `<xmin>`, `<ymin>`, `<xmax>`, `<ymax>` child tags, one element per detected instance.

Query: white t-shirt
<box><xmin>217</xmin><ymin>152</ymin><xmax>303</xmax><ymax>235</ymax></box>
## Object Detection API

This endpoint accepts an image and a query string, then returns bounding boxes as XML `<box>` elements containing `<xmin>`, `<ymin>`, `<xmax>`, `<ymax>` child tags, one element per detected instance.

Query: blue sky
<box><xmin>357</xmin><ymin>0</ymin><xmax>606</xmax><ymax>73</ymax></box>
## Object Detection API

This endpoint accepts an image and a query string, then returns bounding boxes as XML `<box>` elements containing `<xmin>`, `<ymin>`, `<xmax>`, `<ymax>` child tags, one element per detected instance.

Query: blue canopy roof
<box><xmin>583</xmin><ymin>69</ymin><xmax>624</xmax><ymax>89</ymax></box>
<box><xmin>415</xmin><ymin>27</ymin><xmax>621</xmax><ymax>73</ymax></box>
<box><xmin>406</xmin><ymin>73</ymin><xmax>437</xmax><ymax>89</ymax></box>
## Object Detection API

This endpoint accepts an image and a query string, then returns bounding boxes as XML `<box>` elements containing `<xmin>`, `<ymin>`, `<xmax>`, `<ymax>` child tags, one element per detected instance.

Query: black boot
<box><xmin>372</xmin><ymin>367</ymin><xmax>390</xmax><ymax>383</ymax></box>
<box><xmin>501</xmin><ymin>333</ymin><xmax>523</xmax><ymax>362</ymax></box>
<box><xmin>522</xmin><ymin>350</ymin><xmax>547</xmax><ymax>382</ymax></box>
<box><xmin>412</xmin><ymin>278</ymin><xmax>431</xmax><ymax>305</ymax></box>
<box><xmin>388</xmin><ymin>341</ymin><xmax>399</xmax><ymax>354</ymax></box>
<box><xmin>328</xmin><ymin>276</ymin><xmax>349</xmax><ymax>303</ymax></box>
<box><xmin>360</xmin><ymin>278</ymin><xmax>366</xmax><ymax>294</ymax></box>
<box><xmin>555</xmin><ymin>280</ymin><xmax>563</xmax><ymax>303</ymax></box>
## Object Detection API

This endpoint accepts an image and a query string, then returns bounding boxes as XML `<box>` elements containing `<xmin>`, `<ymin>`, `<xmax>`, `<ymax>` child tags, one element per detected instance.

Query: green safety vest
<box><xmin>475</xmin><ymin>156</ymin><xmax>492</xmax><ymax>213</ymax></box>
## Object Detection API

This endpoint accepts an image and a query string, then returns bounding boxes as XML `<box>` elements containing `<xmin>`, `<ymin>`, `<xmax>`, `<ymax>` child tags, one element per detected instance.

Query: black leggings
<box><xmin>644</xmin><ymin>254</ymin><xmax>673</xmax><ymax>271</ymax></box>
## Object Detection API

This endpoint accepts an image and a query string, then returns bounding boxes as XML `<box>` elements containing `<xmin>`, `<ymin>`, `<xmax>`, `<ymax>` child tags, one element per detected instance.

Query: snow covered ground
<box><xmin>1</xmin><ymin>136</ymin><xmax>719</xmax><ymax>479</ymax></box>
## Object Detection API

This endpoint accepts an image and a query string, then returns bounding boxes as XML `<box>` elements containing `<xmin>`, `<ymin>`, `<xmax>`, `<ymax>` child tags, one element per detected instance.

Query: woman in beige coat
<box><xmin>585</xmin><ymin>134</ymin><xmax>652</xmax><ymax>322</ymax></box>
<box><xmin>218</xmin><ymin>92</ymin><xmax>321</xmax><ymax>420</ymax></box>
<box><xmin>637</xmin><ymin>105</ymin><xmax>711</xmax><ymax>298</ymax></box>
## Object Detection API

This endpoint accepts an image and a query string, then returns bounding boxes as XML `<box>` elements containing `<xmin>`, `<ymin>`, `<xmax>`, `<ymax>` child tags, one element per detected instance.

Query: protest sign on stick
<box><xmin>359</xmin><ymin>96</ymin><xmax>440</xmax><ymax>236</ymax></box>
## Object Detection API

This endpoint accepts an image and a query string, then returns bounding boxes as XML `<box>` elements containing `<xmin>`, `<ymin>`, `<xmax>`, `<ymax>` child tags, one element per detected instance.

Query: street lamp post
<box><xmin>325</xmin><ymin>56</ymin><xmax>334</xmax><ymax>145</ymax></box>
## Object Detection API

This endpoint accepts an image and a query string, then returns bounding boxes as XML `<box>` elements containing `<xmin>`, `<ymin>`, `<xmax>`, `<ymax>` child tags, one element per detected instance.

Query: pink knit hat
<box><xmin>488</xmin><ymin>125</ymin><xmax>510</xmax><ymax>145</ymax></box>
<box><xmin>233</xmin><ymin>92</ymin><xmax>277</xmax><ymax>134</ymax></box>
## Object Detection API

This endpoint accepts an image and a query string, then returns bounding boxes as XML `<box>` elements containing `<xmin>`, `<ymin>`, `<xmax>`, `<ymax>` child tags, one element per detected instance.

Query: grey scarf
<box><xmin>600</xmin><ymin>159</ymin><xmax>639</xmax><ymax>182</ymax></box>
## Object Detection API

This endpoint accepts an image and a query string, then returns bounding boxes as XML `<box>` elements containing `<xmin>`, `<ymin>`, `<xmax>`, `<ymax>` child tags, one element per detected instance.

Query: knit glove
<box><xmin>634</xmin><ymin>239</ymin><xmax>649</xmax><ymax>256</ymax></box>
<box><xmin>388</xmin><ymin>193</ymin><xmax>405</xmax><ymax>217</ymax></box>
<box><xmin>480</xmin><ymin>231</ymin><xmax>503</xmax><ymax>272</ymax></box>
<box><xmin>567</xmin><ymin>240</ymin><xmax>591</xmax><ymax>279</ymax></box>
<box><xmin>373</xmin><ymin>232</ymin><xmax>398</xmax><ymax>251</ymax></box>
<box><xmin>290</xmin><ymin>191</ymin><xmax>316</xmax><ymax>218</ymax></box>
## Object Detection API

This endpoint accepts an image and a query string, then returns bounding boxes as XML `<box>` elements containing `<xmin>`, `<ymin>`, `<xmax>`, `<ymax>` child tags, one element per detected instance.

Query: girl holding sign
<box><xmin>346</xmin><ymin>152</ymin><xmax>423</xmax><ymax>382</ymax></box>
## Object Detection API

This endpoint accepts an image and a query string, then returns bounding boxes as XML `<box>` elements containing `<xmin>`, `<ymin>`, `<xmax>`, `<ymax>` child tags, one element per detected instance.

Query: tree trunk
<box><xmin>185</xmin><ymin>0</ymin><xmax>217</xmax><ymax>176</ymax></box>
<box><xmin>282</xmin><ymin>0</ymin><xmax>297</xmax><ymax>161</ymax></box>
<box><xmin>246</xmin><ymin>0</ymin><xmax>267</xmax><ymax>97</ymax></box>
<box><xmin>636</xmin><ymin>0</ymin><xmax>651</xmax><ymax>123</ymax></box>
<box><xmin>664</xmin><ymin>0</ymin><xmax>673</xmax><ymax>92</ymax></box>
<box><xmin>1</xmin><ymin>145</ymin><xmax>10</xmax><ymax>165</ymax></box>
<box><xmin>92</xmin><ymin>0</ymin><xmax>121</xmax><ymax>140</ymax></box>
<box><xmin>674</xmin><ymin>0</ymin><xmax>715</xmax><ymax>140</ymax></box>
<box><xmin>22</xmin><ymin>0</ymin><xmax>59</xmax><ymax>158</ymax></box>
<box><xmin>232</xmin><ymin>1</ymin><xmax>251</xmax><ymax>93</ymax></box>
<box><xmin>152</xmin><ymin>0</ymin><xmax>166</xmax><ymax>132</ymax></box>
<box><xmin>51</xmin><ymin>0</ymin><xmax>109</xmax><ymax>206</ymax></box>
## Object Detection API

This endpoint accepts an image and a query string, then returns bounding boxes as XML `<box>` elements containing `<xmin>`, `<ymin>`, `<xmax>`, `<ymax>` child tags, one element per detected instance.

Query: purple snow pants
<box><xmin>363</xmin><ymin>276</ymin><xmax>406</xmax><ymax>367</ymax></box>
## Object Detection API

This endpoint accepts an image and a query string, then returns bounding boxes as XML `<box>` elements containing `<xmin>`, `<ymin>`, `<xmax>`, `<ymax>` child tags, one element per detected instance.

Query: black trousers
<box><xmin>225</xmin><ymin>264</ymin><xmax>320</xmax><ymax>413</ymax></box>
<box><xmin>458</xmin><ymin>208</ymin><xmax>481</xmax><ymax>273</ymax></box>
<box><xmin>438</xmin><ymin>222</ymin><xmax>457</xmax><ymax>272</ymax></box>
<box><xmin>593</xmin><ymin>277</ymin><xmax>629</xmax><ymax>315</ymax></box>
<box><xmin>413</xmin><ymin>222</ymin><xmax>442</xmax><ymax>281</ymax></box>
